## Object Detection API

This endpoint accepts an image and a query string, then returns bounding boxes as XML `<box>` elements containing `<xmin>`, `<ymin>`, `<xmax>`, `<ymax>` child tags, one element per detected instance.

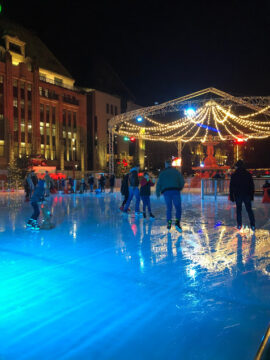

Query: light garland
<box><xmin>113</xmin><ymin>99</ymin><xmax>270</xmax><ymax>143</ymax></box>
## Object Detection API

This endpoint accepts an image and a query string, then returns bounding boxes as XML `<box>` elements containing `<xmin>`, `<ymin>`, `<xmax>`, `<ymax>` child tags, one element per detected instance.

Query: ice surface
<box><xmin>0</xmin><ymin>191</ymin><xmax>270</xmax><ymax>359</ymax></box>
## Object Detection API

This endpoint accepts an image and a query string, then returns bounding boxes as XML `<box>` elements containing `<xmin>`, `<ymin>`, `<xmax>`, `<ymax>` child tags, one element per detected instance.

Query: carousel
<box><xmin>108</xmin><ymin>87</ymin><xmax>270</xmax><ymax>174</ymax></box>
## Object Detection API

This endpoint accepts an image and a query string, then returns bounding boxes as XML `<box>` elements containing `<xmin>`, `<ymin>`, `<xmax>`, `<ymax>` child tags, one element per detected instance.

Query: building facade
<box><xmin>0</xmin><ymin>21</ymin><xmax>87</xmax><ymax>172</ymax></box>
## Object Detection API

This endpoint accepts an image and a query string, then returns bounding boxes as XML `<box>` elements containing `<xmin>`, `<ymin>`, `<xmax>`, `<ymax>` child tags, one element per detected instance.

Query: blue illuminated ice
<box><xmin>0</xmin><ymin>191</ymin><xmax>269</xmax><ymax>359</ymax></box>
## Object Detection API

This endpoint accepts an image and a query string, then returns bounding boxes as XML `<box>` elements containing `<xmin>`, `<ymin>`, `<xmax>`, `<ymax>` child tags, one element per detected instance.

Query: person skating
<box><xmin>120</xmin><ymin>173</ymin><xmax>129</xmax><ymax>211</ymax></box>
<box><xmin>140</xmin><ymin>172</ymin><xmax>155</xmax><ymax>219</ymax></box>
<box><xmin>156</xmin><ymin>159</ymin><xmax>185</xmax><ymax>232</ymax></box>
<box><xmin>109</xmin><ymin>174</ymin><xmax>115</xmax><ymax>193</ymax></box>
<box><xmin>44</xmin><ymin>171</ymin><xmax>52</xmax><ymax>197</ymax></box>
<box><xmin>79</xmin><ymin>178</ymin><xmax>85</xmax><ymax>193</ymax></box>
<box><xmin>229</xmin><ymin>160</ymin><xmax>255</xmax><ymax>231</ymax></box>
<box><xmin>27</xmin><ymin>179</ymin><xmax>45</xmax><ymax>230</ymax></box>
<box><xmin>123</xmin><ymin>165</ymin><xmax>141</xmax><ymax>215</ymax></box>
<box><xmin>31</xmin><ymin>170</ymin><xmax>38</xmax><ymax>188</ymax></box>
<box><xmin>88</xmin><ymin>174</ymin><xmax>94</xmax><ymax>192</ymax></box>
<box><xmin>99</xmin><ymin>174</ymin><xmax>106</xmax><ymax>192</ymax></box>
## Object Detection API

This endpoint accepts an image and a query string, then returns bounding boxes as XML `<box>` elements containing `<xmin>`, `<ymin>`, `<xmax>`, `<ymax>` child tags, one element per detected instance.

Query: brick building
<box><xmin>0</xmin><ymin>19</ymin><xmax>87</xmax><ymax>172</ymax></box>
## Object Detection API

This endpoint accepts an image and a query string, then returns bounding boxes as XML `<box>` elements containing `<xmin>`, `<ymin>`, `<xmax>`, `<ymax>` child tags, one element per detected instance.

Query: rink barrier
<box><xmin>254</xmin><ymin>323</ymin><xmax>270</xmax><ymax>360</ymax></box>
<box><xmin>201</xmin><ymin>178</ymin><xmax>267</xmax><ymax>199</ymax></box>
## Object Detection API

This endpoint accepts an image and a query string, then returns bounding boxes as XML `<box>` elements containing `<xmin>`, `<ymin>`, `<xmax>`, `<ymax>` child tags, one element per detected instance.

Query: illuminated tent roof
<box><xmin>108</xmin><ymin>87</ymin><xmax>270</xmax><ymax>143</ymax></box>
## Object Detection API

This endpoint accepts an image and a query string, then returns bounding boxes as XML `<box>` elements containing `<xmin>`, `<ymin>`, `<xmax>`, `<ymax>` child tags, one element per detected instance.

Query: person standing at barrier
<box><xmin>156</xmin><ymin>159</ymin><xmax>185</xmax><ymax>232</ymax></box>
<box><xmin>229</xmin><ymin>160</ymin><xmax>255</xmax><ymax>231</ymax></box>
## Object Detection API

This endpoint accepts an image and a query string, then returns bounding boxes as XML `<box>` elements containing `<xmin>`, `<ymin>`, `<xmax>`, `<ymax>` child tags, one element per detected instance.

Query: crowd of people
<box><xmin>23</xmin><ymin>159</ymin><xmax>270</xmax><ymax>232</ymax></box>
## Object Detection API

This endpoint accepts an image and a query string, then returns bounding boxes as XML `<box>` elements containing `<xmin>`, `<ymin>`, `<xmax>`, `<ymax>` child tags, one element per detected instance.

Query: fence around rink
<box><xmin>201</xmin><ymin>178</ymin><xmax>266</xmax><ymax>199</ymax></box>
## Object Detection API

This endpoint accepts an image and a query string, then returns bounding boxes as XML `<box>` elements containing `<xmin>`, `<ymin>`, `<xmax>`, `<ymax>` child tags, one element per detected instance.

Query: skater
<box><xmin>262</xmin><ymin>180</ymin><xmax>270</xmax><ymax>203</ymax></box>
<box><xmin>120</xmin><ymin>173</ymin><xmax>129</xmax><ymax>211</ymax></box>
<box><xmin>140</xmin><ymin>172</ymin><xmax>155</xmax><ymax>219</ymax></box>
<box><xmin>31</xmin><ymin>170</ymin><xmax>38</xmax><ymax>188</ymax></box>
<box><xmin>24</xmin><ymin>173</ymin><xmax>31</xmax><ymax>201</ymax></box>
<box><xmin>99</xmin><ymin>174</ymin><xmax>106</xmax><ymax>192</ymax></box>
<box><xmin>44</xmin><ymin>171</ymin><xmax>52</xmax><ymax>197</ymax></box>
<box><xmin>26</xmin><ymin>172</ymin><xmax>34</xmax><ymax>200</ymax></box>
<box><xmin>79</xmin><ymin>178</ymin><xmax>86</xmax><ymax>193</ymax></box>
<box><xmin>88</xmin><ymin>173</ymin><xmax>94</xmax><ymax>192</ymax></box>
<box><xmin>109</xmin><ymin>174</ymin><xmax>115</xmax><ymax>193</ymax></box>
<box><xmin>156</xmin><ymin>159</ymin><xmax>185</xmax><ymax>232</ymax></box>
<box><xmin>229</xmin><ymin>160</ymin><xmax>255</xmax><ymax>231</ymax></box>
<box><xmin>27</xmin><ymin>179</ymin><xmax>45</xmax><ymax>230</ymax></box>
<box><xmin>123</xmin><ymin>165</ymin><xmax>141</xmax><ymax>215</ymax></box>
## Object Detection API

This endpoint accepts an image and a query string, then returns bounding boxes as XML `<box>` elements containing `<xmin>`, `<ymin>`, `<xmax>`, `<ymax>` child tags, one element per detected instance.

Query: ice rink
<box><xmin>0</xmin><ymin>191</ymin><xmax>270</xmax><ymax>359</ymax></box>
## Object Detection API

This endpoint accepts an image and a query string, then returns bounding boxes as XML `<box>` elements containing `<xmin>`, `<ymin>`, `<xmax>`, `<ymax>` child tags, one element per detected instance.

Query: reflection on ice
<box><xmin>0</xmin><ymin>192</ymin><xmax>270</xmax><ymax>359</ymax></box>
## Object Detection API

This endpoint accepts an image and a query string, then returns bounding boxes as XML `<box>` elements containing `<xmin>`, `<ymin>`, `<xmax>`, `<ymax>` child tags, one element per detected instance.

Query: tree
<box><xmin>7</xmin><ymin>155</ymin><xmax>32</xmax><ymax>189</ymax></box>
<box><xmin>7</xmin><ymin>158</ymin><xmax>22</xmax><ymax>189</ymax></box>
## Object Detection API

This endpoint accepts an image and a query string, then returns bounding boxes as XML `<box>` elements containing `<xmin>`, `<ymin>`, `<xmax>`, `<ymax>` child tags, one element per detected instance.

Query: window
<box><xmin>40</xmin><ymin>74</ymin><xmax>46</xmax><ymax>82</ymax></box>
<box><xmin>20</xmin><ymin>82</ymin><xmax>25</xmax><ymax>98</ymax></box>
<box><xmin>68</xmin><ymin>111</ymin><xmax>71</xmax><ymax>127</ymax></box>
<box><xmin>63</xmin><ymin>110</ymin><xmax>66</xmax><ymax>127</ymax></box>
<box><xmin>40</xmin><ymin>104</ymin><xmax>44</xmax><ymax>122</ymax></box>
<box><xmin>28</xmin><ymin>102</ymin><xmax>32</xmax><ymax>121</ymax></box>
<box><xmin>54</xmin><ymin>77</ymin><xmax>63</xmax><ymax>86</ymax></box>
<box><xmin>0</xmin><ymin>140</ymin><xmax>4</xmax><ymax>157</ymax></box>
<box><xmin>110</xmin><ymin>105</ymin><xmax>114</xmax><ymax>115</ymax></box>
<box><xmin>46</xmin><ymin>105</ymin><xmax>50</xmax><ymax>123</ymax></box>
<box><xmin>52</xmin><ymin>107</ymin><xmax>56</xmax><ymax>125</ymax></box>
<box><xmin>73</xmin><ymin>112</ymin><xmax>77</xmax><ymax>129</ymax></box>
<box><xmin>114</xmin><ymin>106</ymin><xmax>118</xmax><ymax>115</ymax></box>
<box><xmin>9</xmin><ymin>42</ymin><xmax>21</xmax><ymax>54</ymax></box>
<box><xmin>13</xmin><ymin>80</ymin><xmax>18</xmax><ymax>98</ymax></box>
<box><xmin>106</xmin><ymin>104</ymin><xmax>109</xmax><ymax>113</ymax></box>
<box><xmin>0</xmin><ymin>116</ymin><xmax>4</xmax><ymax>140</ymax></box>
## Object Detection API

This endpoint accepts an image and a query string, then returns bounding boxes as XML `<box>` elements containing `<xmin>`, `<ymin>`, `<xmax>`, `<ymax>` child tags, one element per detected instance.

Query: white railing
<box><xmin>201</xmin><ymin>178</ymin><xmax>266</xmax><ymax>199</ymax></box>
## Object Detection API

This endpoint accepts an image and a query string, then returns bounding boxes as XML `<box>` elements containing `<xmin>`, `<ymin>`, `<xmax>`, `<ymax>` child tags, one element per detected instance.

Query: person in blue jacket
<box><xmin>27</xmin><ymin>179</ymin><xmax>45</xmax><ymax>230</ymax></box>
<box><xmin>156</xmin><ymin>159</ymin><xmax>185</xmax><ymax>232</ymax></box>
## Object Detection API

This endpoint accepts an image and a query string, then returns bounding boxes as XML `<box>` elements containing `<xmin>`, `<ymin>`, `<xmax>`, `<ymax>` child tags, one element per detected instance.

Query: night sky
<box><xmin>5</xmin><ymin>0</ymin><xmax>270</xmax><ymax>105</ymax></box>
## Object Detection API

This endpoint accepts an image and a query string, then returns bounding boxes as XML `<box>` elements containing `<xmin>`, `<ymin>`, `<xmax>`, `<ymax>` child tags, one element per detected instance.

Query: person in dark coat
<box><xmin>99</xmin><ymin>174</ymin><xmax>106</xmax><ymax>192</ymax></box>
<box><xmin>31</xmin><ymin>170</ymin><xmax>38</xmax><ymax>188</ymax></box>
<box><xmin>120</xmin><ymin>173</ymin><xmax>129</xmax><ymax>211</ymax></box>
<box><xmin>123</xmin><ymin>165</ymin><xmax>141</xmax><ymax>215</ymax></box>
<box><xmin>27</xmin><ymin>179</ymin><xmax>45</xmax><ymax>230</ymax></box>
<box><xmin>88</xmin><ymin>174</ymin><xmax>94</xmax><ymax>192</ymax></box>
<box><xmin>156</xmin><ymin>159</ymin><xmax>185</xmax><ymax>232</ymax></box>
<box><xmin>229</xmin><ymin>160</ymin><xmax>255</xmax><ymax>231</ymax></box>
<box><xmin>140</xmin><ymin>172</ymin><xmax>155</xmax><ymax>218</ymax></box>
<box><xmin>109</xmin><ymin>174</ymin><xmax>115</xmax><ymax>193</ymax></box>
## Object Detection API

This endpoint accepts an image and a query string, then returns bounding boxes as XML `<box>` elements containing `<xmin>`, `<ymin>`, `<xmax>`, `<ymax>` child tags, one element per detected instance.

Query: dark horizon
<box><xmin>4</xmin><ymin>0</ymin><xmax>270</xmax><ymax>106</ymax></box>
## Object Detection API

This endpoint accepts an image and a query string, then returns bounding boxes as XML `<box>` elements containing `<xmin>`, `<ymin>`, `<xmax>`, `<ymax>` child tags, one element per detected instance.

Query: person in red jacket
<box><xmin>140</xmin><ymin>172</ymin><xmax>155</xmax><ymax>219</ymax></box>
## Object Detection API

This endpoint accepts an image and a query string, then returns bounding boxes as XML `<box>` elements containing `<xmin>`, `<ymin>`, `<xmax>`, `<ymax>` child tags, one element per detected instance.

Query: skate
<box><xmin>175</xmin><ymin>220</ymin><xmax>182</xmax><ymax>233</ymax></box>
<box><xmin>167</xmin><ymin>220</ymin><xmax>172</xmax><ymax>230</ymax></box>
<box><xmin>31</xmin><ymin>220</ymin><xmax>40</xmax><ymax>230</ymax></box>
<box><xmin>135</xmin><ymin>212</ymin><xmax>143</xmax><ymax>216</ymax></box>
<box><xmin>26</xmin><ymin>218</ymin><xmax>34</xmax><ymax>227</ymax></box>
<box><xmin>150</xmin><ymin>213</ymin><xmax>155</xmax><ymax>219</ymax></box>
<box><xmin>236</xmin><ymin>225</ymin><xmax>242</xmax><ymax>231</ymax></box>
<box><xmin>119</xmin><ymin>206</ymin><xmax>124</xmax><ymax>212</ymax></box>
<box><xmin>251</xmin><ymin>225</ymin><xmax>256</xmax><ymax>232</ymax></box>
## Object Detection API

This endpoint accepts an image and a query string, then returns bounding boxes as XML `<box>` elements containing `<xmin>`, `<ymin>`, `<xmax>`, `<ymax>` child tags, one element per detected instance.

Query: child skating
<box><xmin>27</xmin><ymin>179</ymin><xmax>45</xmax><ymax>230</ymax></box>
<box><xmin>140</xmin><ymin>172</ymin><xmax>155</xmax><ymax>219</ymax></box>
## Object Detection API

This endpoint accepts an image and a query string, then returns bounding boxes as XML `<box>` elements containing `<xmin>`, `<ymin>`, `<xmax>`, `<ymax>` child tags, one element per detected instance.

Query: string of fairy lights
<box><xmin>113</xmin><ymin>100</ymin><xmax>270</xmax><ymax>143</ymax></box>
